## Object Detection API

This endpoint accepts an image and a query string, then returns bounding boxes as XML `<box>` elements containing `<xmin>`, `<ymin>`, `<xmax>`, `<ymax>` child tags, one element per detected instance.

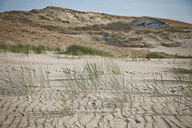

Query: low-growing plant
<box><xmin>9</xmin><ymin>44</ymin><xmax>30</xmax><ymax>55</ymax></box>
<box><xmin>66</xmin><ymin>45</ymin><xmax>113</xmax><ymax>57</ymax></box>
<box><xmin>146</xmin><ymin>52</ymin><xmax>165</xmax><ymax>59</ymax></box>
<box><xmin>0</xmin><ymin>44</ymin><xmax>61</xmax><ymax>54</ymax></box>
<box><xmin>0</xmin><ymin>44</ymin><xmax>8</xmax><ymax>51</ymax></box>
<box><xmin>31</xmin><ymin>45</ymin><xmax>46</xmax><ymax>54</ymax></box>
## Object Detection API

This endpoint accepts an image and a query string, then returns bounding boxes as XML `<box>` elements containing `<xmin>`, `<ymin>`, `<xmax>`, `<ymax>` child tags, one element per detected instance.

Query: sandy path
<box><xmin>0</xmin><ymin>53</ymin><xmax>192</xmax><ymax>128</ymax></box>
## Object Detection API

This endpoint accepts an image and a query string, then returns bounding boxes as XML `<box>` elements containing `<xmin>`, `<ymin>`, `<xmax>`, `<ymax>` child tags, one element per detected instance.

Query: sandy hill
<box><xmin>0</xmin><ymin>6</ymin><xmax>192</xmax><ymax>57</ymax></box>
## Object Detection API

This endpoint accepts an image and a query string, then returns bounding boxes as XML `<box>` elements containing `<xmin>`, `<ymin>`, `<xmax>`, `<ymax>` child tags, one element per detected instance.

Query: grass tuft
<box><xmin>1</xmin><ymin>66</ymin><xmax>50</xmax><ymax>95</ymax></box>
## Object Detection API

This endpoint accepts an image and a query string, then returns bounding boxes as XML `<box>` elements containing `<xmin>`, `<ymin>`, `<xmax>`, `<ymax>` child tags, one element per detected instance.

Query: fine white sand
<box><xmin>0</xmin><ymin>53</ymin><xmax>192</xmax><ymax>128</ymax></box>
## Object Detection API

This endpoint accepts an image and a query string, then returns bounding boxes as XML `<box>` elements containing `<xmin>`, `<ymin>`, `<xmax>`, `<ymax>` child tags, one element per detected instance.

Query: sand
<box><xmin>0</xmin><ymin>52</ymin><xmax>192</xmax><ymax>128</ymax></box>
<box><xmin>136</xmin><ymin>38</ymin><xmax>192</xmax><ymax>56</ymax></box>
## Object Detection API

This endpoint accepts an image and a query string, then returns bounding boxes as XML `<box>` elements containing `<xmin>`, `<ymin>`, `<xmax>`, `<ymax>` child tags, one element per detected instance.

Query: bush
<box><xmin>66</xmin><ymin>45</ymin><xmax>113</xmax><ymax>57</ymax></box>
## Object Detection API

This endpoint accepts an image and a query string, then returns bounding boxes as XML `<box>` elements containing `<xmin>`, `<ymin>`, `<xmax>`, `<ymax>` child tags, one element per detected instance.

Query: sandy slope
<box><xmin>0</xmin><ymin>53</ymin><xmax>192</xmax><ymax>128</ymax></box>
<box><xmin>136</xmin><ymin>38</ymin><xmax>192</xmax><ymax>56</ymax></box>
<box><xmin>1</xmin><ymin>6</ymin><xmax>192</xmax><ymax>58</ymax></box>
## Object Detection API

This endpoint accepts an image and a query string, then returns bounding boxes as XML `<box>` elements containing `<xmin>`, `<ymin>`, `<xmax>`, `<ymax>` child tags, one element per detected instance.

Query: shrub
<box><xmin>66</xmin><ymin>45</ymin><xmax>113</xmax><ymax>57</ymax></box>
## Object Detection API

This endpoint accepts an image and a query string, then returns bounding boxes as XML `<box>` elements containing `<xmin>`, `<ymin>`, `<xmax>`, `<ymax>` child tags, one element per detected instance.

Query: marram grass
<box><xmin>1</xmin><ymin>58</ymin><xmax>191</xmax><ymax>116</ymax></box>
<box><xmin>66</xmin><ymin>45</ymin><xmax>113</xmax><ymax>57</ymax></box>
<box><xmin>0</xmin><ymin>44</ymin><xmax>61</xmax><ymax>54</ymax></box>
<box><xmin>1</xmin><ymin>66</ymin><xmax>50</xmax><ymax>95</ymax></box>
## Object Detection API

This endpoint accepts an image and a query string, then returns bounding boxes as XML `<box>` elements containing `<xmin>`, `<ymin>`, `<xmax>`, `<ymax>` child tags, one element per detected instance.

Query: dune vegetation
<box><xmin>66</xmin><ymin>44</ymin><xmax>113</xmax><ymax>57</ymax></box>
<box><xmin>0</xmin><ymin>44</ymin><xmax>61</xmax><ymax>54</ymax></box>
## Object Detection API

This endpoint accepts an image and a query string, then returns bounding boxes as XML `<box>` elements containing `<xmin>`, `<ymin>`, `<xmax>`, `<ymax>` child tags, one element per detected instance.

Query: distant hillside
<box><xmin>0</xmin><ymin>6</ymin><xmax>192</xmax><ymax>57</ymax></box>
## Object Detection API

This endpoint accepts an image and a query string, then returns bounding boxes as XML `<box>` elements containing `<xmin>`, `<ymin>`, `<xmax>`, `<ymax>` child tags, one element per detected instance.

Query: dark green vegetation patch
<box><xmin>146</xmin><ymin>52</ymin><xmax>165</xmax><ymax>59</ymax></box>
<box><xmin>66</xmin><ymin>45</ymin><xmax>113</xmax><ymax>57</ymax></box>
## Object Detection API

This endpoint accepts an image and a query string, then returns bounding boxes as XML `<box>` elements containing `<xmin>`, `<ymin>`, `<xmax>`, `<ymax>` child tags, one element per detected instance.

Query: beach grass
<box><xmin>1</xmin><ymin>66</ymin><xmax>50</xmax><ymax>95</ymax></box>
<box><xmin>58</xmin><ymin>95</ymin><xmax>74</xmax><ymax>116</ymax></box>
<box><xmin>66</xmin><ymin>44</ymin><xmax>113</xmax><ymax>57</ymax></box>
<box><xmin>0</xmin><ymin>44</ymin><xmax>61</xmax><ymax>54</ymax></box>
<box><xmin>146</xmin><ymin>52</ymin><xmax>165</xmax><ymax>59</ymax></box>
<box><xmin>172</xmin><ymin>61</ymin><xmax>192</xmax><ymax>97</ymax></box>
<box><xmin>1</xmin><ymin>57</ymin><xmax>191</xmax><ymax>116</ymax></box>
<box><xmin>58</xmin><ymin>59</ymin><xmax>135</xmax><ymax>114</ymax></box>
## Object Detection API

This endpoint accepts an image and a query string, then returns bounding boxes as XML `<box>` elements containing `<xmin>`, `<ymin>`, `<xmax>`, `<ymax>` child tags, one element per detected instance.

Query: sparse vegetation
<box><xmin>58</xmin><ymin>95</ymin><xmax>74</xmax><ymax>116</ymax></box>
<box><xmin>0</xmin><ymin>44</ymin><xmax>61</xmax><ymax>54</ymax></box>
<box><xmin>58</xmin><ymin>60</ymin><xmax>134</xmax><ymax>114</ymax></box>
<box><xmin>175</xmin><ymin>54</ymin><xmax>192</xmax><ymax>59</ymax></box>
<box><xmin>66</xmin><ymin>44</ymin><xmax>113</xmax><ymax>57</ymax></box>
<box><xmin>1</xmin><ymin>58</ymin><xmax>192</xmax><ymax>117</ymax></box>
<box><xmin>59</xmin><ymin>59</ymin><xmax>192</xmax><ymax>115</ymax></box>
<box><xmin>1</xmin><ymin>66</ymin><xmax>50</xmax><ymax>95</ymax></box>
<box><xmin>172</xmin><ymin>61</ymin><xmax>192</xmax><ymax>97</ymax></box>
